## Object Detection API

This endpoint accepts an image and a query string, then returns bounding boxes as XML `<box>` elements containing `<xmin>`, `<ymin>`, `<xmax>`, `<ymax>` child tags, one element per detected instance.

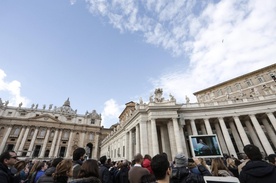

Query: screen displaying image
<box><xmin>189</xmin><ymin>134</ymin><xmax>223</xmax><ymax>158</ymax></box>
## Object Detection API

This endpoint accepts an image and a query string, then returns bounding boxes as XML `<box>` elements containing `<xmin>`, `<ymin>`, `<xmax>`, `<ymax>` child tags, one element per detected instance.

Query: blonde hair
<box><xmin>211</xmin><ymin>158</ymin><xmax>230</xmax><ymax>176</ymax></box>
<box><xmin>226</xmin><ymin>158</ymin><xmax>236</xmax><ymax>168</ymax></box>
<box><xmin>53</xmin><ymin>159</ymin><xmax>72</xmax><ymax>180</ymax></box>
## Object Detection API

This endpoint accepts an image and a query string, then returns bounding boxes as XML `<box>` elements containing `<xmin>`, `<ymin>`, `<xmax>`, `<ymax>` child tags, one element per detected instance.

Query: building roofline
<box><xmin>193</xmin><ymin>63</ymin><xmax>276</xmax><ymax>95</ymax></box>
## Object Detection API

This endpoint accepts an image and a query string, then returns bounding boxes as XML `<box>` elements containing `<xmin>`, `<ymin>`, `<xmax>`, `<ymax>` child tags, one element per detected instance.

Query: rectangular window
<box><xmin>258</xmin><ymin>77</ymin><xmax>264</xmax><ymax>83</ymax></box>
<box><xmin>226</xmin><ymin>86</ymin><xmax>232</xmax><ymax>93</ymax></box>
<box><xmin>20</xmin><ymin>113</ymin><xmax>26</xmax><ymax>116</ymax></box>
<box><xmin>91</xmin><ymin>119</ymin><xmax>95</xmax><ymax>124</ymax></box>
<box><xmin>235</xmin><ymin>83</ymin><xmax>242</xmax><ymax>90</ymax></box>
<box><xmin>7</xmin><ymin>112</ymin><xmax>12</xmax><ymax>116</ymax></box>
<box><xmin>246</xmin><ymin>79</ymin><xmax>253</xmax><ymax>86</ymax></box>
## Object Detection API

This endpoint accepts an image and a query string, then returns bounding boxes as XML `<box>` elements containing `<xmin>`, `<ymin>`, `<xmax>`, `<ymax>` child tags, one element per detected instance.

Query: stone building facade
<box><xmin>0</xmin><ymin>98</ymin><xmax>110</xmax><ymax>159</ymax></box>
<box><xmin>100</xmin><ymin>64</ymin><xmax>276</xmax><ymax>161</ymax></box>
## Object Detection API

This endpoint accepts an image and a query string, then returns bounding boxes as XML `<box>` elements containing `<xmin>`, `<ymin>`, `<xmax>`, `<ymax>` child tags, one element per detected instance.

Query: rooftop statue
<box><xmin>154</xmin><ymin>88</ymin><xmax>164</xmax><ymax>102</ymax></box>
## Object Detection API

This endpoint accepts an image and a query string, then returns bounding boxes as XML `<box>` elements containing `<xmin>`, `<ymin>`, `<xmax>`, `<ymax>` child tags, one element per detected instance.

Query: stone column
<box><xmin>167</xmin><ymin>121</ymin><xmax>176</xmax><ymax>160</ymax></box>
<box><xmin>200</xmin><ymin>123</ymin><xmax>207</xmax><ymax>134</ymax></box>
<box><xmin>244</xmin><ymin>120</ymin><xmax>265</xmax><ymax>153</ymax></box>
<box><xmin>179</xmin><ymin>125</ymin><xmax>189</xmax><ymax>156</ymax></box>
<box><xmin>151</xmin><ymin>119</ymin><xmax>159</xmax><ymax>155</ymax></box>
<box><xmin>266</xmin><ymin>112</ymin><xmax>276</xmax><ymax>131</ymax></box>
<box><xmin>262</xmin><ymin>118</ymin><xmax>276</xmax><ymax>148</ymax></box>
<box><xmin>214</xmin><ymin>122</ymin><xmax>228</xmax><ymax>154</ymax></box>
<box><xmin>18</xmin><ymin>127</ymin><xmax>30</xmax><ymax>156</ymax></box>
<box><xmin>135</xmin><ymin>125</ymin><xmax>140</xmax><ymax>154</ymax></box>
<box><xmin>49</xmin><ymin>129</ymin><xmax>59</xmax><ymax>158</ymax></box>
<box><xmin>54</xmin><ymin>130</ymin><xmax>63</xmax><ymax>157</ymax></box>
<box><xmin>94</xmin><ymin>133</ymin><xmax>99</xmax><ymax>159</ymax></box>
<box><xmin>218</xmin><ymin>118</ymin><xmax>237</xmax><ymax>157</ymax></box>
<box><xmin>160</xmin><ymin>125</ymin><xmax>172</xmax><ymax>160</ymax></box>
<box><xmin>139</xmin><ymin>121</ymin><xmax>148</xmax><ymax>155</ymax></box>
<box><xmin>204</xmin><ymin>118</ymin><xmax>213</xmax><ymax>135</ymax></box>
<box><xmin>233</xmin><ymin>116</ymin><xmax>250</xmax><ymax>145</ymax></box>
<box><xmin>65</xmin><ymin>130</ymin><xmax>74</xmax><ymax>158</ymax></box>
<box><xmin>39</xmin><ymin>128</ymin><xmax>51</xmax><ymax>158</ymax></box>
<box><xmin>147</xmin><ymin>121</ymin><xmax>153</xmax><ymax>155</ymax></box>
<box><xmin>249</xmin><ymin>114</ymin><xmax>274</xmax><ymax>155</ymax></box>
<box><xmin>125</xmin><ymin>132</ymin><xmax>129</xmax><ymax>160</ymax></box>
<box><xmin>14</xmin><ymin>126</ymin><xmax>26</xmax><ymax>152</ymax></box>
<box><xmin>27</xmin><ymin>127</ymin><xmax>39</xmax><ymax>157</ymax></box>
<box><xmin>173</xmin><ymin>118</ymin><xmax>183</xmax><ymax>153</ymax></box>
<box><xmin>129</xmin><ymin>130</ymin><xmax>133</xmax><ymax>160</ymax></box>
<box><xmin>229</xmin><ymin>121</ymin><xmax>243</xmax><ymax>153</ymax></box>
<box><xmin>0</xmin><ymin>126</ymin><xmax>12</xmax><ymax>153</ymax></box>
<box><xmin>190</xmin><ymin>119</ymin><xmax>198</xmax><ymax>135</ymax></box>
<box><xmin>79</xmin><ymin>132</ymin><xmax>86</xmax><ymax>148</ymax></box>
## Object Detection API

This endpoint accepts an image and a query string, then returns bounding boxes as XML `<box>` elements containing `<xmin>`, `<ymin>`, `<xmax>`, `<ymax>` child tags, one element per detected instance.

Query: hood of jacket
<box><xmin>171</xmin><ymin>166</ymin><xmax>190</xmax><ymax>180</ymax></box>
<box><xmin>242</xmin><ymin>160</ymin><xmax>275</xmax><ymax>177</ymax></box>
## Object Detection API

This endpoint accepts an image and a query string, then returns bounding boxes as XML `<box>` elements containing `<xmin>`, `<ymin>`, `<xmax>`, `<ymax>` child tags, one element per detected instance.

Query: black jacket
<box><xmin>0</xmin><ymin>163</ymin><xmax>13</xmax><ymax>183</ymax></box>
<box><xmin>99</xmin><ymin>164</ymin><xmax>111</xmax><ymax>183</ymax></box>
<box><xmin>171</xmin><ymin>165</ymin><xmax>211</xmax><ymax>183</ymax></box>
<box><xmin>37</xmin><ymin>167</ymin><xmax>55</xmax><ymax>183</ymax></box>
<box><xmin>239</xmin><ymin>160</ymin><xmax>276</xmax><ymax>183</ymax></box>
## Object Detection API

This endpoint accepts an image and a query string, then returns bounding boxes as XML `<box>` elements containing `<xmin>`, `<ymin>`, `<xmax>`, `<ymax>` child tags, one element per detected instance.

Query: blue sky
<box><xmin>0</xmin><ymin>0</ymin><xmax>275</xmax><ymax>128</ymax></box>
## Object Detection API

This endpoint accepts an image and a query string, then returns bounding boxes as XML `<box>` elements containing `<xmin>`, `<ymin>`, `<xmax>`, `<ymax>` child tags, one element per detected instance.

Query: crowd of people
<box><xmin>0</xmin><ymin>144</ymin><xmax>276</xmax><ymax>183</ymax></box>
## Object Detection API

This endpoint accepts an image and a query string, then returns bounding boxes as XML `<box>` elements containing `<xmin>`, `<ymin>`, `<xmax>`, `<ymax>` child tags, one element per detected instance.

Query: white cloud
<box><xmin>85</xmin><ymin>0</ymin><xmax>276</xmax><ymax>120</ymax></box>
<box><xmin>101</xmin><ymin>99</ymin><xmax>123</xmax><ymax>128</ymax></box>
<box><xmin>0</xmin><ymin>69</ymin><xmax>30</xmax><ymax>107</ymax></box>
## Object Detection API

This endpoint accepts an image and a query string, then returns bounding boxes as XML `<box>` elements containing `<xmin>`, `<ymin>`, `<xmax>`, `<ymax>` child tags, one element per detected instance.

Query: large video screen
<box><xmin>189</xmin><ymin>134</ymin><xmax>223</xmax><ymax>158</ymax></box>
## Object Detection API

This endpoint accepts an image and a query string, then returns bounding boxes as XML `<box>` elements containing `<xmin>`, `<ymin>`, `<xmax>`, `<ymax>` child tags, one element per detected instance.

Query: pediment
<box><xmin>28</xmin><ymin>114</ymin><xmax>60</xmax><ymax>123</ymax></box>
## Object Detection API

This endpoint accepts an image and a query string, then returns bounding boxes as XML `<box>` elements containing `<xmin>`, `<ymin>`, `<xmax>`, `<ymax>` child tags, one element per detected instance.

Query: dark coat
<box><xmin>171</xmin><ymin>165</ymin><xmax>212</xmax><ymax>183</ymax></box>
<box><xmin>37</xmin><ymin>167</ymin><xmax>55</xmax><ymax>183</ymax></box>
<box><xmin>239</xmin><ymin>160</ymin><xmax>276</xmax><ymax>183</ymax></box>
<box><xmin>0</xmin><ymin>163</ymin><xmax>13</xmax><ymax>183</ymax></box>
<box><xmin>115</xmin><ymin>167</ymin><xmax>129</xmax><ymax>183</ymax></box>
<box><xmin>99</xmin><ymin>164</ymin><xmax>111</xmax><ymax>183</ymax></box>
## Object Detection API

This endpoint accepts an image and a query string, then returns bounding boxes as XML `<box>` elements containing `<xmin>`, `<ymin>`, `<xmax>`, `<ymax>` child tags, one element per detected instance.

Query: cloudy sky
<box><xmin>0</xmin><ymin>0</ymin><xmax>275</xmax><ymax>127</ymax></box>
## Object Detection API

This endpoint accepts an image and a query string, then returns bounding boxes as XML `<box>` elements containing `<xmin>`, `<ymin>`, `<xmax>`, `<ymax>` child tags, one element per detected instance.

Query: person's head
<box><xmin>243</xmin><ymin>144</ymin><xmax>262</xmax><ymax>161</ymax></box>
<box><xmin>141</xmin><ymin>174</ymin><xmax>156</xmax><ymax>183</ymax></box>
<box><xmin>51</xmin><ymin>157</ymin><xmax>63</xmax><ymax>167</ymax></box>
<box><xmin>267</xmin><ymin>154</ymin><xmax>276</xmax><ymax>165</ymax></box>
<box><xmin>134</xmin><ymin>153</ymin><xmax>144</xmax><ymax>164</ymax></box>
<box><xmin>0</xmin><ymin>150</ymin><xmax>18</xmax><ymax>167</ymax></box>
<box><xmin>144</xmin><ymin>154</ymin><xmax>151</xmax><ymax>161</ymax></box>
<box><xmin>226</xmin><ymin>158</ymin><xmax>236</xmax><ymax>168</ymax></box>
<box><xmin>78</xmin><ymin>159</ymin><xmax>100</xmax><ymax>178</ymax></box>
<box><xmin>211</xmin><ymin>158</ymin><xmax>229</xmax><ymax>176</ymax></box>
<box><xmin>174</xmin><ymin>153</ymin><xmax>188</xmax><ymax>167</ymax></box>
<box><xmin>53</xmin><ymin>159</ymin><xmax>72</xmax><ymax>180</ymax></box>
<box><xmin>36</xmin><ymin>161</ymin><xmax>48</xmax><ymax>171</ymax></box>
<box><xmin>73</xmin><ymin>148</ymin><xmax>86</xmax><ymax>161</ymax></box>
<box><xmin>99</xmin><ymin>155</ymin><xmax>107</xmax><ymax>165</ymax></box>
<box><xmin>151</xmin><ymin>154</ymin><xmax>171</xmax><ymax>181</ymax></box>
<box><xmin>14</xmin><ymin>160</ymin><xmax>26</xmax><ymax>172</ymax></box>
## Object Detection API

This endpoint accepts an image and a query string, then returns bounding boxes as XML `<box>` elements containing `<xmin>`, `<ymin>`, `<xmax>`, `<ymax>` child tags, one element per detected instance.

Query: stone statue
<box><xmin>154</xmin><ymin>88</ymin><xmax>164</xmax><ymax>102</ymax></box>
<box><xmin>85</xmin><ymin>111</ymin><xmax>89</xmax><ymax>116</ymax></box>
<box><xmin>49</xmin><ymin>104</ymin><xmax>53</xmax><ymax>110</ymax></box>
<box><xmin>31</xmin><ymin>104</ymin><xmax>35</xmax><ymax>109</ymax></box>
<box><xmin>4</xmin><ymin>100</ymin><xmax>9</xmax><ymax>107</ymax></box>
<box><xmin>0</xmin><ymin>98</ymin><xmax>2</xmax><ymax>106</ymax></box>
<box><xmin>169</xmin><ymin>93</ymin><xmax>175</xmax><ymax>101</ymax></box>
<box><xmin>149</xmin><ymin>95</ymin><xmax>154</xmax><ymax>102</ymax></box>
<box><xmin>139</xmin><ymin>97</ymin><xmax>143</xmax><ymax>105</ymax></box>
<box><xmin>250</xmin><ymin>88</ymin><xmax>256</xmax><ymax>97</ymax></box>
<box><xmin>43</xmin><ymin>104</ymin><xmax>46</xmax><ymax>110</ymax></box>
<box><xmin>18</xmin><ymin>102</ymin><xmax>23</xmax><ymax>108</ymax></box>
<box><xmin>54</xmin><ymin>106</ymin><xmax>57</xmax><ymax>111</ymax></box>
<box><xmin>75</xmin><ymin>109</ymin><xmax>77</xmax><ymax>114</ymax></box>
<box><xmin>185</xmin><ymin>95</ymin><xmax>190</xmax><ymax>104</ymax></box>
<box><xmin>35</xmin><ymin>104</ymin><xmax>38</xmax><ymax>109</ymax></box>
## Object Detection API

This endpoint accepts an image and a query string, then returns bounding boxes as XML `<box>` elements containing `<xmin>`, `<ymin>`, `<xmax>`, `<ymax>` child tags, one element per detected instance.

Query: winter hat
<box><xmin>174</xmin><ymin>153</ymin><xmax>188</xmax><ymax>167</ymax></box>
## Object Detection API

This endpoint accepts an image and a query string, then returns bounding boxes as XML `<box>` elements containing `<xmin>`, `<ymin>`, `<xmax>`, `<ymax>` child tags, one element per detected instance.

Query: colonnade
<box><xmin>184</xmin><ymin>112</ymin><xmax>276</xmax><ymax>157</ymax></box>
<box><xmin>0</xmin><ymin>125</ymin><xmax>100</xmax><ymax>159</ymax></box>
<box><xmin>122</xmin><ymin>112</ymin><xmax>276</xmax><ymax>161</ymax></box>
